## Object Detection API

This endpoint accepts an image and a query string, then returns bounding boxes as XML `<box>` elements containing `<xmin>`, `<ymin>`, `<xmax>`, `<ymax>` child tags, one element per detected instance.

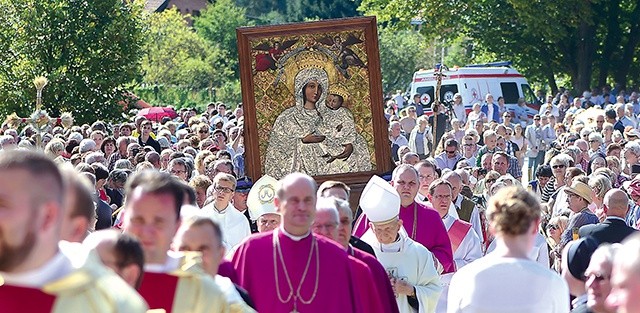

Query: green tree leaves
<box><xmin>0</xmin><ymin>0</ymin><xmax>147</xmax><ymax>124</ymax></box>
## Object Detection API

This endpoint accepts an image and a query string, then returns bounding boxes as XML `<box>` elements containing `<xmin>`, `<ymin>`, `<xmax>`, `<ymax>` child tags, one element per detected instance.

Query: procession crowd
<box><xmin>0</xmin><ymin>85</ymin><xmax>640</xmax><ymax>313</ymax></box>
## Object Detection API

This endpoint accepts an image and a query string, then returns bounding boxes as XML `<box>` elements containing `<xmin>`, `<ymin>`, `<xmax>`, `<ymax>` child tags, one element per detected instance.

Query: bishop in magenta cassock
<box><xmin>232</xmin><ymin>173</ymin><xmax>357</xmax><ymax>313</ymax></box>
<box><xmin>353</xmin><ymin>166</ymin><xmax>454</xmax><ymax>273</ymax></box>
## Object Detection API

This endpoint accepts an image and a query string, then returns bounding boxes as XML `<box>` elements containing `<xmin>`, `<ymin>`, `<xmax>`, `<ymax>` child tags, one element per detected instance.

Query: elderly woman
<box><xmin>44</xmin><ymin>138</ymin><xmax>66</xmax><ymax>160</ymax></box>
<box><xmin>448</xmin><ymin>187</ymin><xmax>569</xmax><ymax>312</ymax></box>
<box><xmin>605</xmin><ymin>156</ymin><xmax>629</xmax><ymax>187</ymax></box>
<box><xmin>541</xmin><ymin>153</ymin><xmax>574</xmax><ymax>203</ymax></box>
<box><xmin>588</xmin><ymin>132</ymin><xmax>605</xmax><ymax>157</ymax></box>
<box><xmin>466</xmin><ymin>102</ymin><xmax>486</xmax><ymax>129</ymax></box>
<box><xmin>622</xmin><ymin>141</ymin><xmax>640</xmax><ymax>175</ymax></box>
<box><xmin>588</xmin><ymin>174</ymin><xmax>612</xmax><ymax>222</ymax></box>
<box><xmin>408</xmin><ymin>115</ymin><xmax>431</xmax><ymax>159</ymax></box>
<box><xmin>587</xmin><ymin>154</ymin><xmax>607</xmax><ymax>175</ymax></box>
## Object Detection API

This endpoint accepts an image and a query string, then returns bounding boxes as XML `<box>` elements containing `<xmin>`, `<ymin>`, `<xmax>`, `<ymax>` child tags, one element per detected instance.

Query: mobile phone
<box><xmin>632</xmin><ymin>164</ymin><xmax>640</xmax><ymax>175</ymax></box>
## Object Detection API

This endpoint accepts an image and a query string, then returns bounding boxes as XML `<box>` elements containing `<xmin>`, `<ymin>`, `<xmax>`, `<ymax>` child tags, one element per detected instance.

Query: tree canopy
<box><xmin>360</xmin><ymin>0</ymin><xmax>640</xmax><ymax>94</ymax></box>
<box><xmin>0</xmin><ymin>0</ymin><xmax>147</xmax><ymax>124</ymax></box>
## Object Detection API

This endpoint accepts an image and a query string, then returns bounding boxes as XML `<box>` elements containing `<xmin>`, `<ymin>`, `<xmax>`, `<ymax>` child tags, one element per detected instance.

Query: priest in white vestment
<box><xmin>201</xmin><ymin>173</ymin><xmax>251</xmax><ymax>250</ymax></box>
<box><xmin>425</xmin><ymin>179</ymin><xmax>482</xmax><ymax>313</ymax></box>
<box><xmin>359</xmin><ymin>175</ymin><xmax>442</xmax><ymax>313</ymax></box>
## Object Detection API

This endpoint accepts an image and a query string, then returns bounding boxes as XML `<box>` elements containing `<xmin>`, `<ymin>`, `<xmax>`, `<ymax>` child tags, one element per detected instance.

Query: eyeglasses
<box><xmin>552</xmin><ymin>164</ymin><xmax>566</xmax><ymax>169</ymax></box>
<box><xmin>432</xmin><ymin>194</ymin><xmax>451</xmax><ymax>200</ymax></box>
<box><xmin>547</xmin><ymin>224</ymin><xmax>559</xmax><ymax>230</ymax></box>
<box><xmin>446</xmin><ymin>150</ymin><xmax>457</xmax><ymax>155</ymax></box>
<box><xmin>199</xmin><ymin>130</ymin><xmax>209</xmax><ymax>134</ymax></box>
<box><xmin>259</xmin><ymin>219</ymin><xmax>280</xmax><ymax>227</ymax></box>
<box><xmin>170</xmin><ymin>169</ymin><xmax>186</xmax><ymax>175</ymax></box>
<box><xmin>584</xmin><ymin>272</ymin><xmax>610</xmax><ymax>282</ymax></box>
<box><xmin>214</xmin><ymin>186</ymin><xmax>234</xmax><ymax>194</ymax></box>
<box><xmin>312</xmin><ymin>223</ymin><xmax>338</xmax><ymax>231</ymax></box>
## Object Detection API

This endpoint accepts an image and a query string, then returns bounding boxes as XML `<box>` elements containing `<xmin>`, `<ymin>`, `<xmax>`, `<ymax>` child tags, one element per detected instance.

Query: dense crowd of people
<box><xmin>0</xmin><ymin>85</ymin><xmax>640</xmax><ymax>313</ymax></box>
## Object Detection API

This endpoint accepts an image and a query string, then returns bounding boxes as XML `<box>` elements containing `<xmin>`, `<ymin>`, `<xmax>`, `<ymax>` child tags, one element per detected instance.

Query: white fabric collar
<box><xmin>380</xmin><ymin>235</ymin><xmax>403</xmax><ymax>252</ymax></box>
<box><xmin>279</xmin><ymin>226</ymin><xmax>310</xmax><ymax>242</ymax></box>
<box><xmin>144</xmin><ymin>250</ymin><xmax>182</xmax><ymax>273</ymax></box>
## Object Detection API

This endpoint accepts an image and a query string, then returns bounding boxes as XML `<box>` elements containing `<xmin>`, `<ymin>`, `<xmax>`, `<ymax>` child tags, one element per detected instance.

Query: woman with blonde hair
<box><xmin>546</xmin><ymin>215</ymin><xmax>569</xmax><ymax>272</ymax></box>
<box><xmin>449</xmin><ymin>187</ymin><xmax>570</xmax><ymax>312</ymax></box>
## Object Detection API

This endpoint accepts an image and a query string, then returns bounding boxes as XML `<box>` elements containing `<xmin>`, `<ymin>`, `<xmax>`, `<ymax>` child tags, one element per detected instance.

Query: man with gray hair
<box><xmin>315</xmin><ymin>196</ymin><xmax>398</xmax><ymax>313</ymax></box>
<box><xmin>312</xmin><ymin>198</ymin><xmax>387</xmax><ymax>313</ymax></box>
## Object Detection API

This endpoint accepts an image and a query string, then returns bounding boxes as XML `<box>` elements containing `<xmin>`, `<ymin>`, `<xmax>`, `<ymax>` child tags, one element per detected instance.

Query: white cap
<box><xmin>247</xmin><ymin>175</ymin><xmax>279</xmax><ymax>220</ymax></box>
<box><xmin>359</xmin><ymin>175</ymin><xmax>400</xmax><ymax>224</ymax></box>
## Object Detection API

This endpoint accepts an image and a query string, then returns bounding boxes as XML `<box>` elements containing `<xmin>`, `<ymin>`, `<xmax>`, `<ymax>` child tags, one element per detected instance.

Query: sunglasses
<box><xmin>547</xmin><ymin>224</ymin><xmax>559</xmax><ymax>230</ymax></box>
<box><xmin>446</xmin><ymin>150</ymin><xmax>457</xmax><ymax>155</ymax></box>
<box><xmin>552</xmin><ymin>164</ymin><xmax>566</xmax><ymax>169</ymax></box>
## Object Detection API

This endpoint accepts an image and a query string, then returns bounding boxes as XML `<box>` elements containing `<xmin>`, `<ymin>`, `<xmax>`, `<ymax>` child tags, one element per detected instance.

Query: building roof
<box><xmin>144</xmin><ymin>0</ymin><xmax>170</xmax><ymax>12</ymax></box>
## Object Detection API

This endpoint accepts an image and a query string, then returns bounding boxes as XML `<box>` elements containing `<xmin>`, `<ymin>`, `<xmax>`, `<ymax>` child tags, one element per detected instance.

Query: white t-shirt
<box><xmin>447</xmin><ymin>256</ymin><xmax>569</xmax><ymax>313</ymax></box>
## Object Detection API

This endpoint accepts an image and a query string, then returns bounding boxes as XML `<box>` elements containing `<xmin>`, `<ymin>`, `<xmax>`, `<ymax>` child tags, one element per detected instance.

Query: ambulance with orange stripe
<box><xmin>409</xmin><ymin>62</ymin><xmax>542</xmax><ymax>118</ymax></box>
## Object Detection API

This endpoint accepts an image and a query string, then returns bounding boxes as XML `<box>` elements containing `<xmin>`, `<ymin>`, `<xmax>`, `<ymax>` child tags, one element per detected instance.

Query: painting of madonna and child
<box><xmin>237</xmin><ymin>17</ymin><xmax>390</xmax><ymax>183</ymax></box>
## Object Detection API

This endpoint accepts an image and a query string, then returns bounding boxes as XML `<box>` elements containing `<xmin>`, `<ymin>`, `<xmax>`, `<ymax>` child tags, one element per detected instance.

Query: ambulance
<box><xmin>408</xmin><ymin>62</ymin><xmax>541</xmax><ymax>117</ymax></box>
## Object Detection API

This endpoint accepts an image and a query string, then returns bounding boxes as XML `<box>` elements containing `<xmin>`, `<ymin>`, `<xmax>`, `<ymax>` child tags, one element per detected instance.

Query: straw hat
<box><xmin>564</xmin><ymin>181</ymin><xmax>592</xmax><ymax>203</ymax></box>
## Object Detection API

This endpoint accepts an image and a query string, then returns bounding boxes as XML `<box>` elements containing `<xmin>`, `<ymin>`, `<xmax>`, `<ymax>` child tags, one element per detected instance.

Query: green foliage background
<box><xmin>0</xmin><ymin>0</ymin><xmax>147</xmax><ymax>125</ymax></box>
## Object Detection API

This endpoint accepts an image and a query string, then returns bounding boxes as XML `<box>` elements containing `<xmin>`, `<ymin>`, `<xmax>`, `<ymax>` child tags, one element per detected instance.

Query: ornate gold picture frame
<box><xmin>237</xmin><ymin>16</ymin><xmax>390</xmax><ymax>185</ymax></box>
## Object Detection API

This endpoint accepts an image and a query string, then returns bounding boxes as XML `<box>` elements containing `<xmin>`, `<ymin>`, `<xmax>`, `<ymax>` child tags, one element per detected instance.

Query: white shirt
<box><xmin>391</xmin><ymin>134</ymin><xmax>409</xmax><ymax>147</ymax></box>
<box><xmin>487</xmin><ymin>104</ymin><xmax>494</xmax><ymax>121</ymax></box>
<box><xmin>448</xmin><ymin>256</ymin><xmax>569</xmax><ymax>313</ymax></box>
<box><xmin>437</xmin><ymin>215</ymin><xmax>483</xmax><ymax>313</ymax></box>
<box><xmin>145</xmin><ymin>250</ymin><xmax>182</xmax><ymax>273</ymax></box>
<box><xmin>202</xmin><ymin>202</ymin><xmax>251</xmax><ymax>251</ymax></box>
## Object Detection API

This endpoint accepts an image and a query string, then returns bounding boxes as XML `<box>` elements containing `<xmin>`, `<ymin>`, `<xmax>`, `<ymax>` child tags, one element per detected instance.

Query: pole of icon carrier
<box><xmin>430</xmin><ymin>66</ymin><xmax>446</xmax><ymax>157</ymax></box>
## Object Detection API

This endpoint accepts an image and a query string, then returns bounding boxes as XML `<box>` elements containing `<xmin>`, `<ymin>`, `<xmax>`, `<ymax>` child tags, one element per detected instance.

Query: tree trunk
<box><xmin>575</xmin><ymin>20</ymin><xmax>597</xmax><ymax>93</ymax></box>
<box><xmin>545</xmin><ymin>67</ymin><xmax>558</xmax><ymax>95</ymax></box>
<box><xmin>597</xmin><ymin>0</ymin><xmax>621</xmax><ymax>87</ymax></box>
<box><xmin>613</xmin><ymin>3</ymin><xmax>640</xmax><ymax>90</ymax></box>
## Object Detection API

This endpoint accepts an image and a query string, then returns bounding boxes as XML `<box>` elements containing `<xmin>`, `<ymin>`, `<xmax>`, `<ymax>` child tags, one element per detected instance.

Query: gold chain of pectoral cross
<box><xmin>273</xmin><ymin>229</ymin><xmax>320</xmax><ymax>313</ymax></box>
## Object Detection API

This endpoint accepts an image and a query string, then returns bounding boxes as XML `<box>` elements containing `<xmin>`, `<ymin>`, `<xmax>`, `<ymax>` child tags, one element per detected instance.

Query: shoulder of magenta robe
<box><xmin>352</xmin><ymin>213</ymin><xmax>371</xmax><ymax>237</ymax></box>
<box><xmin>401</xmin><ymin>202</ymin><xmax>455</xmax><ymax>273</ymax></box>
<box><xmin>217</xmin><ymin>260</ymin><xmax>238</xmax><ymax>284</ymax></box>
<box><xmin>232</xmin><ymin>230</ymin><xmax>357</xmax><ymax>313</ymax></box>
<box><xmin>352</xmin><ymin>247</ymin><xmax>399</xmax><ymax>313</ymax></box>
<box><xmin>348</xmin><ymin>255</ymin><xmax>385</xmax><ymax>313</ymax></box>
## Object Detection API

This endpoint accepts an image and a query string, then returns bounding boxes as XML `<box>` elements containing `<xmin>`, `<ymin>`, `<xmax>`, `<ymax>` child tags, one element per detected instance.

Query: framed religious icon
<box><xmin>237</xmin><ymin>16</ymin><xmax>391</xmax><ymax>185</ymax></box>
